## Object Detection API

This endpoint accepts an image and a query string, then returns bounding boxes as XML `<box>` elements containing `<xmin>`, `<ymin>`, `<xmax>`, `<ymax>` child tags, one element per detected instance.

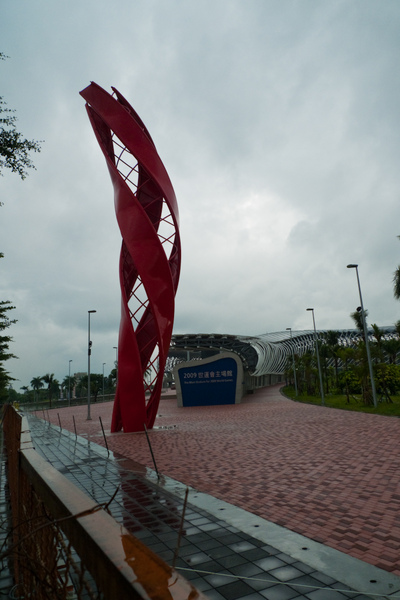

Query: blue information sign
<box><xmin>178</xmin><ymin>356</ymin><xmax>238</xmax><ymax>406</ymax></box>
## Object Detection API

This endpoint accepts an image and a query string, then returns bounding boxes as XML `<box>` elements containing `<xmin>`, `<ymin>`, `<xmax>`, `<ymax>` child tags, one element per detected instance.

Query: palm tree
<box><xmin>351</xmin><ymin>308</ymin><xmax>367</xmax><ymax>336</ymax></box>
<box><xmin>382</xmin><ymin>338</ymin><xmax>400</xmax><ymax>364</ymax></box>
<box><xmin>395</xmin><ymin>320</ymin><xmax>400</xmax><ymax>338</ymax></box>
<box><xmin>337</xmin><ymin>347</ymin><xmax>356</xmax><ymax>403</ymax></box>
<box><xmin>31</xmin><ymin>376</ymin><xmax>44</xmax><ymax>402</ymax></box>
<box><xmin>318</xmin><ymin>342</ymin><xmax>331</xmax><ymax>394</ymax></box>
<box><xmin>325</xmin><ymin>330</ymin><xmax>341</xmax><ymax>389</ymax></box>
<box><xmin>350</xmin><ymin>311</ymin><xmax>374</xmax><ymax>406</ymax></box>
<box><xmin>62</xmin><ymin>375</ymin><xmax>76</xmax><ymax>403</ymax></box>
<box><xmin>90</xmin><ymin>374</ymin><xmax>103</xmax><ymax>402</ymax></box>
<box><xmin>42</xmin><ymin>373</ymin><xmax>58</xmax><ymax>407</ymax></box>
<box><xmin>393</xmin><ymin>236</ymin><xmax>400</xmax><ymax>299</ymax></box>
<box><xmin>394</xmin><ymin>267</ymin><xmax>400</xmax><ymax>299</ymax></box>
<box><xmin>371</xmin><ymin>324</ymin><xmax>384</xmax><ymax>361</ymax></box>
<box><xmin>297</xmin><ymin>350</ymin><xmax>315</xmax><ymax>395</ymax></box>
<box><xmin>108</xmin><ymin>369</ymin><xmax>117</xmax><ymax>392</ymax></box>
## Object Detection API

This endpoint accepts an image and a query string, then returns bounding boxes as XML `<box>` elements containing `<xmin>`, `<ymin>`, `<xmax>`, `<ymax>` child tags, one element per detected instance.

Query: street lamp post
<box><xmin>347</xmin><ymin>264</ymin><xmax>377</xmax><ymax>408</ymax></box>
<box><xmin>87</xmin><ymin>310</ymin><xmax>97</xmax><ymax>420</ymax></box>
<box><xmin>102</xmin><ymin>362</ymin><xmax>106</xmax><ymax>401</ymax></box>
<box><xmin>286</xmin><ymin>328</ymin><xmax>298</xmax><ymax>396</ymax></box>
<box><xmin>68</xmin><ymin>359</ymin><xmax>72</xmax><ymax>406</ymax></box>
<box><xmin>306</xmin><ymin>308</ymin><xmax>325</xmax><ymax>405</ymax></box>
<box><xmin>113</xmin><ymin>346</ymin><xmax>118</xmax><ymax>382</ymax></box>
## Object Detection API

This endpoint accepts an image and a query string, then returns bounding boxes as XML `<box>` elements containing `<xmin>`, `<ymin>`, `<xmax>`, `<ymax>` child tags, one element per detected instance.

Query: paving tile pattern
<box><xmin>26</xmin><ymin>415</ymin><xmax>374</xmax><ymax>600</ymax></box>
<box><xmin>38</xmin><ymin>385</ymin><xmax>400</xmax><ymax>576</ymax></box>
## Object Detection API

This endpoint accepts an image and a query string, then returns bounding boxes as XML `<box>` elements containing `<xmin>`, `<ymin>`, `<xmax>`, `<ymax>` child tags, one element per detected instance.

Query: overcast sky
<box><xmin>1</xmin><ymin>0</ymin><xmax>400</xmax><ymax>389</ymax></box>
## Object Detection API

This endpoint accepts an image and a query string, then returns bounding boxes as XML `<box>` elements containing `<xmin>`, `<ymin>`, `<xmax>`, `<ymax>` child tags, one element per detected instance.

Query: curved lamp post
<box><xmin>286</xmin><ymin>328</ymin><xmax>298</xmax><ymax>396</ymax></box>
<box><xmin>306</xmin><ymin>308</ymin><xmax>325</xmax><ymax>405</ymax></box>
<box><xmin>347</xmin><ymin>264</ymin><xmax>377</xmax><ymax>407</ymax></box>
<box><xmin>87</xmin><ymin>310</ymin><xmax>97</xmax><ymax>420</ymax></box>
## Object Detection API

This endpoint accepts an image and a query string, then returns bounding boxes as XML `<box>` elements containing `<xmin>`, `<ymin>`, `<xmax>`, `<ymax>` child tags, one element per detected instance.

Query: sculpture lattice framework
<box><xmin>80</xmin><ymin>82</ymin><xmax>181</xmax><ymax>433</ymax></box>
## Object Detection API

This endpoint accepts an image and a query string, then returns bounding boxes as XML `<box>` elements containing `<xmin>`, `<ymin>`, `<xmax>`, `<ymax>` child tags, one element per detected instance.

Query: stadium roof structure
<box><xmin>171</xmin><ymin>327</ymin><xmax>397</xmax><ymax>376</ymax></box>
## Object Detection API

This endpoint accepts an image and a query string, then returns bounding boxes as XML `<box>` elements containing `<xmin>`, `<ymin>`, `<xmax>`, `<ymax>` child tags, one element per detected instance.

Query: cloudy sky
<box><xmin>1</xmin><ymin>0</ymin><xmax>400</xmax><ymax>389</ymax></box>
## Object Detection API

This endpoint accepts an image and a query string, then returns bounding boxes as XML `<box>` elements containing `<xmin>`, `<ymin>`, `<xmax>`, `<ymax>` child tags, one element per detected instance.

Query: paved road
<box><xmin>41</xmin><ymin>384</ymin><xmax>400</xmax><ymax>576</ymax></box>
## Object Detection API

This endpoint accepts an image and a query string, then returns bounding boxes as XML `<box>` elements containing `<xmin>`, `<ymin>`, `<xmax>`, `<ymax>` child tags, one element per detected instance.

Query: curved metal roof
<box><xmin>171</xmin><ymin>327</ymin><xmax>397</xmax><ymax>376</ymax></box>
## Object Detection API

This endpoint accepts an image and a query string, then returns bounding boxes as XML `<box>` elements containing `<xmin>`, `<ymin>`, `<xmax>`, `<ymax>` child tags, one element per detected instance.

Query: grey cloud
<box><xmin>1</xmin><ymin>0</ymin><xmax>400</xmax><ymax>387</ymax></box>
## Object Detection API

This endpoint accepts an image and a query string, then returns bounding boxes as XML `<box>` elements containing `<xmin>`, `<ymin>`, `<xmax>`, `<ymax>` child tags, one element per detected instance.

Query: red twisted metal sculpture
<box><xmin>80</xmin><ymin>83</ymin><xmax>181</xmax><ymax>433</ymax></box>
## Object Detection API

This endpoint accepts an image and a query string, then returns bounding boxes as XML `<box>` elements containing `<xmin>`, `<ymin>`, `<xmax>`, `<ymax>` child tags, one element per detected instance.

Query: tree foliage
<box><xmin>30</xmin><ymin>376</ymin><xmax>44</xmax><ymax>402</ymax></box>
<box><xmin>393</xmin><ymin>266</ymin><xmax>400</xmax><ymax>300</ymax></box>
<box><xmin>392</xmin><ymin>235</ymin><xmax>400</xmax><ymax>300</ymax></box>
<box><xmin>0</xmin><ymin>53</ymin><xmax>42</xmax><ymax>180</ymax></box>
<box><xmin>0</xmin><ymin>52</ymin><xmax>43</xmax><ymax>400</ymax></box>
<box><xmin>285</xmin><ymin>320</ymin><xmax>400</xmax><ymax>407</ymax></box>
<box><xmin>0</xmin><ymin>299</ymin><xmax>17</xmax><ymax>401</ymax></box>
<box><xmin>41</xmin><ymin>373</ymin><xmax>60</xmax><ymax>406</ymax></box>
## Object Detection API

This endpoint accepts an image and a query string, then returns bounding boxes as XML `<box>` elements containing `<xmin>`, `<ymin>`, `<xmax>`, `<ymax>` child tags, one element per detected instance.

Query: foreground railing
<box><xmin>2</xmin><ymin>405</ymin><xmax>204</xmax><ymax>599</ymax></box>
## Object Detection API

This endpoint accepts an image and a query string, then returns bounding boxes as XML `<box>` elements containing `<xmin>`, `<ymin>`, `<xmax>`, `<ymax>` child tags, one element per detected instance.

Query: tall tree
<box><xmin>371</xmin><ymin>323</ymin><xmax>384</xmax><ymax>360</ymax></box>
<box><xmin>30</xmin><ymin>376</ymin><xmax>44</xmax><ymax>401</ymax></box>
<box><xmin>0</xmin><ymin>54</ymin><xmax>41</xmax><ymax>180</ymax></box>
<box><xmin>325</xmin><ymin>330</ymin><xmax>341</xmax><ymax>389</ymax></box>
<box><xmin>395</xmin><ymin>320</ymin><xmax>400</xmax><ymax>338</ymax></box>
<box><xmin>393</xmin><ymin>235</ymin><xmax>400</xmax><ymax>299</ymax></box>
<box><xmin>62</xmin><ymin>375</ymin><xmax>76</xmax><ymax>402</ymax></box>
<box><xmin>42</xmin><ymin>373</ymin><xmax>59</xmax><ymax>406</ymax></box>
<box><xmin>350</xmin><ymin>310</ymin><xmax>374</xmax><ymax>405</ymax></box>
<box><xmin>382</xmin><ymin>338</ymin><xmax>400</xmax><ymax>364</ymax></box>
<box><xmin>351</xmin><ymin>308</ymin><xmax>366</xmax><ymax>335</ymax></box>
<box><xmin>0</xmin><ymin>300</ymin><xmax>17</xmax><ymax>402</ymax></box>
<box><xmin>76</xmin><ymin>374</ymin><xmax>103</xmax><ymax>402</ymax></box>
<box><xmin>0</xmin><ymin>53</ymin><xmax>42</xmax><ymax>399</ymax></box>
<box><xmin>337</xmin><ymin>347</ymin><xmax>357</xmax><ymax>403</ymax></box>
<box><xmin>394</xmin><ymin>266</ymin><xmax>400</xmax><ymax>300</ymax></box>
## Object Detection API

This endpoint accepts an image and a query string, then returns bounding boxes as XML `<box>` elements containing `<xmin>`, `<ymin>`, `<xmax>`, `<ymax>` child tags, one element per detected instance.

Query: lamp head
<box><xmin>306</xmin><ymin>308</ymin><xmax>313</xmax><ymax>312</ymax></box>
<box><xmin>347</xmin><ymin>264</ymin><xmax>358</xmax><ymax>269</ymax></box>
<box><xmin>88</xmin><ymin>309</ymin><xmax>97</xmax><ymax>314</ymax></box>
<box><xmin>286</xmin><ymin>327</ymin><xmax>291</xmax><ymax>331</ymax></box>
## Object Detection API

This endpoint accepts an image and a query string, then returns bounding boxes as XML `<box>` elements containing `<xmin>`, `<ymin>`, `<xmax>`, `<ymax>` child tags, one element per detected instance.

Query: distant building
<box><xmin>168</xmin><ymin>327</ymin><xmax>397</xmax><ymax>393</ymax></box>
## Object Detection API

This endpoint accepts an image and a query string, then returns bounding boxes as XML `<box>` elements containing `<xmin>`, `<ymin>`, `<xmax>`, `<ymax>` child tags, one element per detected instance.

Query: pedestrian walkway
<box><xmin>41</xmin><ymin>385</ymin><xmax>400</xmax><ymax>577</ymax></box>
<box><xmin>26</xmin><ymin>398</ymin><xmax>400</xmax><ymax>599</ymax></box>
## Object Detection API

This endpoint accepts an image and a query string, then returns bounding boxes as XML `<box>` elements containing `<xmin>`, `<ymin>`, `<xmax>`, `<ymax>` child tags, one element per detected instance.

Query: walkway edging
<box><xmin>145</xmin><ymin>468</ymin><xmax>400</xmax><ymax>598</ymax></box>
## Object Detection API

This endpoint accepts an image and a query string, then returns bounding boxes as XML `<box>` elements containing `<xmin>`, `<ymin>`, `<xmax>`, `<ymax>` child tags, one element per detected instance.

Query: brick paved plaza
<box><xmin>43</xmin><ymin>384</ymin><xmax>400</xmax><ymax>576</ymax></box>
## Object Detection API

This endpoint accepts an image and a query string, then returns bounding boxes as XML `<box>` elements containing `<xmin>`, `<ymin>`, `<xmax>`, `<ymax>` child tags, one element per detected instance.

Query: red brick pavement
<box><xmin>42</xmin><ymin>385</ymin><xmax>400</xmax><ymax>575</ymax></box>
